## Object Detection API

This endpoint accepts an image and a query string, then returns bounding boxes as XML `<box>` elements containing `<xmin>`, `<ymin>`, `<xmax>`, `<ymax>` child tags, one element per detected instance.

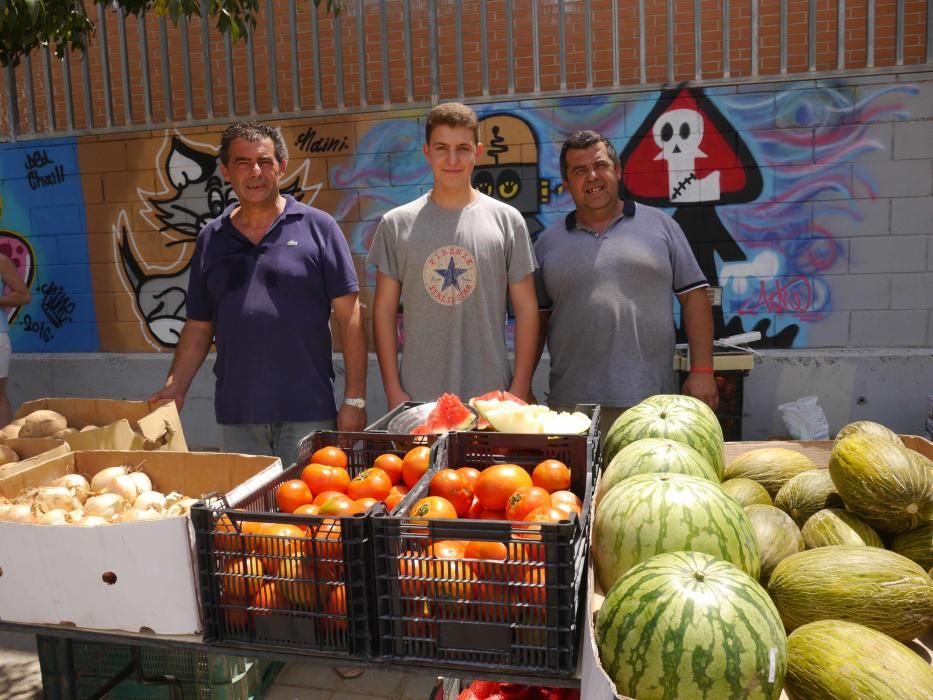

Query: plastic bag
<box><xmin>778</xmin><ymin>395</ymin><xmax>830</xmax><ymax>440</ymax></box>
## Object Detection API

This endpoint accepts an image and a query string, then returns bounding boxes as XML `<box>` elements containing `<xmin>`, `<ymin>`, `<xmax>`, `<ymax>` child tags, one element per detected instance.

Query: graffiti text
<box><xmin>294</xmin><ymin>127</ymin><xmax>350</xmax><ymax>154</ymax></box>
<box><xmin>19</xmin><ymin>313</ymin><xmax>54</xmax><ymax>342</ymax></box>
<box><xmin>25</xmin><ymin>149</ymin><xmax>65</xmax><ymax>190</ymax></box>
<box><xmin>39</xmin><ymin>281</ymin><xmax>75</xmax><ymax>328</ymax></box>
<box><xmin>739</xmin><ymin>277</ymin><xmax>813</xmax><ymax>315</ymax></box>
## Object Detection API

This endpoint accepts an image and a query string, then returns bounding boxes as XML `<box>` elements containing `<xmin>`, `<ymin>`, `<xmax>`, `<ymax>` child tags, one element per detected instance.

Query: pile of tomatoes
<box><xmin>213</xmin><ymin>443</ymin><xmax>431</xmax><ymax>636</ymax></box>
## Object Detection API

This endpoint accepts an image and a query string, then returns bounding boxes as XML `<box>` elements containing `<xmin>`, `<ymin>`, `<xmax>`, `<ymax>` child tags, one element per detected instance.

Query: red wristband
<box><xmin>690</xmin><ymin>367</ymin><xmax>715</xmax><ymax>373</ymax></box>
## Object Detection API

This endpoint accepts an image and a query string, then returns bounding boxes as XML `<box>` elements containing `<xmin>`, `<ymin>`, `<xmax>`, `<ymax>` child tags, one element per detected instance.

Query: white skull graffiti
<box><xmin>652</xmin><ymin>108</ymin><xmax>721</xmax><ymax>203</ymax></box>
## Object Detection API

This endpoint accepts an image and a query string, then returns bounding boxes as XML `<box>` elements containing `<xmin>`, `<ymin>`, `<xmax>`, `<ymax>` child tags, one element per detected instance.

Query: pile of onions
<box><xmin>0</xmin><ymin>463</ymin><xmax>200</xmax><ymax>526</ymax></box>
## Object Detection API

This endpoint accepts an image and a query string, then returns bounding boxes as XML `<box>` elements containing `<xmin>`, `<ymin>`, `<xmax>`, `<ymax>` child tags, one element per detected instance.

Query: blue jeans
<box><xmin>220</xmin><ymin>420</ymin><xmax>335</xmax><ymax>467</ymax></box>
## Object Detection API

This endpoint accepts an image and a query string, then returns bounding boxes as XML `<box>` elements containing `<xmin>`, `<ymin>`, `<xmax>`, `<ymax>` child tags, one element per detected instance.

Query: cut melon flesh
<box><xmin>472</xmin><ymin>399</ymin><xmax>591</xmax><ymax>435</ymax></box>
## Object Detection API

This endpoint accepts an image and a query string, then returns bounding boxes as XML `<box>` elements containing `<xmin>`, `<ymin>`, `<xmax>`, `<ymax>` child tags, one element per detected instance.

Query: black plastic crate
<box><xmin>193</xmin><ymin>430</ymin><xmax>438</xmax><ymax>660</ymax></box>
<box><xmin>678</xmin><ymin>370</ymin><xmax>747</xmax><ymax>441</ymax></box>
<box><xmin>373</xmin><ymin>430</ymin><xmax>593</xmax><ymax>677</ymax></box>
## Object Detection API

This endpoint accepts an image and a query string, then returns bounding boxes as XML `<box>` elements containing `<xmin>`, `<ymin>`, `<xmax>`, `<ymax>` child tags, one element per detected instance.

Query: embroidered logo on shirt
<box><xmin>286</xmin><ymin>240</ymin><xmax>299</xmax><ymax>246</ymax></box>
<box><xmin>423</xmin><ymin>245</ymin><xmax>477</xmax><ymax>306</ymax></box>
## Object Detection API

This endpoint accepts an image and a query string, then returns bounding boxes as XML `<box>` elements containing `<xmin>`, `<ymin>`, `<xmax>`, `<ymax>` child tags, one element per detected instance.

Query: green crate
<box><xmin>38</xmin><ymin>637</ymin><xmax>281</xmax><ymax>700</ymax></box>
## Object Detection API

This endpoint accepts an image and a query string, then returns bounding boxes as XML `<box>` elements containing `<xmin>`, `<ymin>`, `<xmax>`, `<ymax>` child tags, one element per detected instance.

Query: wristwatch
<box><xmin>343</xmin><ymin>397</ymin><xmax>366</xmax><ymax>409</ymax></box>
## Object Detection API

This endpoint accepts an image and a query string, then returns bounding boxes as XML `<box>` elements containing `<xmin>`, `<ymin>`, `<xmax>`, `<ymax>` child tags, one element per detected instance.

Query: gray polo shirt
<box><xmin>534</xmin><ymin>201</ymin><xmax>707</xmax><ymax>407</ymax></box>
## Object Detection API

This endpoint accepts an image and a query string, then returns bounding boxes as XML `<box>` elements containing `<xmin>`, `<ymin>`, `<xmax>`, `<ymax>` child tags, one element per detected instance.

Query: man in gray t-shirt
<box><xmin>367</xmin><ymin>103</ymin><xmax>539</xmax><ymax>408</ymax></box>
<box><xmin>534</xmin><ymin>130</ymin><xmax>718</xmax><ymax>425</ymax></box>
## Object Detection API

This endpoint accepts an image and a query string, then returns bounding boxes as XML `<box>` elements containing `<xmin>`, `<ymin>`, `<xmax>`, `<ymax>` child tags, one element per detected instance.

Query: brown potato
<box><xmin>19</xmin><ymin>410</ymin><xmax>68</xmax><ymax>438</ymax></box>
<box><xmin>0</xmin><ymin>444</ymin><xmax>20</xmax><ymax>466</ymax></box>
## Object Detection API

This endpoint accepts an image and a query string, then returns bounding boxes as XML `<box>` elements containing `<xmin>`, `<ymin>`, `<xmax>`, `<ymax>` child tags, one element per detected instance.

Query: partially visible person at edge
<box><xmin>534</xmin><ymin>129</ymin><xmax>718</xmax><ymax>435</ymax></box>
<box><xmin>367</xmin><ymin>102</ymin><xmax>539</xmax><ymax>409</ymax></box>
<box><xmin>150</xmin><ymin>120</ymin><xmax>367</xmax><ymax>467</ymax></box>
<box><xmin>0</xmin><ymin>254</ymin><xmax>31</xmax><ymax>426</ymax></box>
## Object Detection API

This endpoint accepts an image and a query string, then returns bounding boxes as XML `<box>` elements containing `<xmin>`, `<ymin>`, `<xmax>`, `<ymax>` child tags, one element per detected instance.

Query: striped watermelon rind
<box><xmin>829</xmin><ymin>434</ymin><xmax>933</xmax><ymax>533</ymax></box>
<box><xmin>785</xmin><ymin>620</ymin><xmax>933</xmax><ymax>700</ymax></box>
<box><xmin>596</xmin><ymin>437</ymin><xmax>718</xmax><ymax>505</ymax></box>
<box><xmin>773</xmin><ymin>470</ymin><xmax>844</xmax><ymax>527</ymax></box>
<box><xmin>767</xmin><ymin>545</ymin><xmax>933</xmax><ymax>641</ymax></box>
<box><xmin>593</xmin><ymin>472</ymin><xmax>761</xmax><ymax>591</ymax></box>
<box><xmin>604</xmin><ymin>395</ymin><xmax>725</xmax><ymax>480</ymax></box>
<box><xmin>800</xmin><ymin>508</ymin><xmax>884</xmax><ymax>549</ymax></box>
<box><xmin>724</xmin><ymin>448</ymin><xmax>818</xmax><ymax>497</ymax></box>
<box><xmin>744</xmin><ymin>504</ymin><xmax>805</xmax><ymax>583</ymax></box>
<box><xmin>596</xmin><ymin>551</ymin><xmax>787</xmax><ymax>700</ymax></box>
<box><xmin>722</xmin><ymin>477</ymin><xmax>773</xmax><ymax>507</ymax></box>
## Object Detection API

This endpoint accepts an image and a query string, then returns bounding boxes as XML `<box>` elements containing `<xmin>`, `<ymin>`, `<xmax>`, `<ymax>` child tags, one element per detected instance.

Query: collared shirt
<box><xmin>187</xmin><ymin>194</ymin><xmax>358</xmax><ymax>424</ymax></box>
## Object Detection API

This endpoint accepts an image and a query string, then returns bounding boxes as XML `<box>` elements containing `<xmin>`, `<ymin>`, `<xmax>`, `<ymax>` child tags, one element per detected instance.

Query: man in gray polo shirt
<box><xmin>534</xmin><ymin>130</ymin><xmax>718</xmax><ymax>432</ymax></box>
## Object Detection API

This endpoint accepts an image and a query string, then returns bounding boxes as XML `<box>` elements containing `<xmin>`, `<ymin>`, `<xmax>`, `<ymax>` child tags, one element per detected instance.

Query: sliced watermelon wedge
<box><xmin>411</xmin><ymin>393</ymin><xmax>476</xmax><ymax>434</ymax></box>
<box><xmin>469</xmin><ymin>390</ymin><xmax>527</xmax><ymax>429</ymax></box>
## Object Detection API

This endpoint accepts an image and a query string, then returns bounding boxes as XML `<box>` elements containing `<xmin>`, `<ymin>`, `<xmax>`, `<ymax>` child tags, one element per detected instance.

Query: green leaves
<box><xmin>0</xmin><ymin>0</ymin><xmax>341</xmax><ymax>68</ymax></box>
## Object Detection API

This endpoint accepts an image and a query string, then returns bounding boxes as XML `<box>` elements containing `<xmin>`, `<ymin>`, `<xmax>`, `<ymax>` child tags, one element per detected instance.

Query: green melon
<box><xmin>785</xmin><ymin>620</ymin><xmax>933</xmax><ymax>700</ymax></box>
<box><xmin>800</xmin><ymin>508</ymin><xmax>884</xmax><ymax>549</ymax></box>
<box><xmin>596</xmin><ymin>437</ymin><xmax>718</xmax><ymax>505</ymax></box>
<box><xmin>604</xmin><ymin>394</ymin><xmax>724</xmax><ymax>479</ymax></box>
<box><xmin>890</xmin><ymin>523</ymin><xmax>933</xmax><ymax>571</ymax></box>
<box><xmin>744</xmin><ymin>504</ymin><xmax>805</xmax><ymax>583</ymax></box>
<box><xmin>593</xmin><ymin>472</ymin><xmax>760</xmax><ymax>591</ymax></box>
<box><xmin>596</xmin><ymin>551</ymin><xmax>786</xmax><ymax>700</ymax></box>
<box><xmin>829</xmin><ymin>434</ymin><xmax>933</xmax><ymax>532</ymax></box>
<box><xmin>833</xmin><ymin>419</ymin><xmax>900</xmax><ymax>445</ymax></box>
<box><xmin>773</xmin><ymin>470</ymin><xmax>844</xmax><ymax>526</ymax></box>
<box><xmin>724</xmin><ymin>448</ymin><xmax>818</xmax><ymax>496</ymax></box>
<box><xmin>767</xmin><ymin>545</ymin><xmax>933</xmax><ymax>641</ymax></box>
<box><xmin>722</xmin><ymin>477</ymin><xmax>773</xmax><ymax>507</ymax></box>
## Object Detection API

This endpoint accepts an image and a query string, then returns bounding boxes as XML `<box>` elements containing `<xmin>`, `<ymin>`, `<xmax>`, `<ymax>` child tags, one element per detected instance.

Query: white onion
<box><xmin>128</xmin><ymin>471</ymin><xmax>153</xmax><ymax>495</ymax></box>
<box><xmin>164</xmin><ymin>491</ymin><xmax>186</xmax><ymax>508</ymax></box>
<box><xmin>39</xmin><ymin>508</ymin><xmax>68</xmax><ymax>525</ymax></box>
<box><xmin>90</xmin><ymin>465</ymin><xmax>128</xmax><ymax>493</ymax></box>
<box><xmin>79</xmin><ymin>515</ymin><xmax>109</xmax><ymax>527</ymax></box>
<box><xmin>133</xmin><ymin>490</ymin><xmax>166</xmax><ymax>512</ymax></box>
<box><xmin>103</xmin><ymin>474</ymin><xmax>137</xmax><ymax>503</ymax></box>
<box><xmin>65</xmin><ymin>508</ymin><xmax>85</xmax><ymax>525</ymax></box>
<box><xmin>166</xmin><ymin>498</ymin><xmax>199</xmax><ymax>516</ymax></box>
<box><xmin>51</xmin><ymin>474</ymin><xmax>91</xmax><ymax>502</ymax></box>
<box><xmin>35</xmin><ymin>486</ymin><xmax>80</xmax><ymax>513</ymax></box>
<box><xmin>84</xmin><ymin>493</ymin><xmax>126</xmax><ymax>521</ymax></box>
<box><xmin>119</xmin><ymin>508</ymin><xmax>162</xmax><ymax>523</ymax></box>
<box><xmin>5</xmin><ymin>503</ymin><xmax>36</xmax><ymax>523</ymax></box>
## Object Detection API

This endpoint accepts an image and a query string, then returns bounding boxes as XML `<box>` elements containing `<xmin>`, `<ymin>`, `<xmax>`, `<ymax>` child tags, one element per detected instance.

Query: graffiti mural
<box><xmin>0</xmin><ymin>140</ymin><xmax>97</xmax><ymax>351</ymax></box>
<box><xmin>111</xmin><ymin>132</ymin><xmax>317</xmax><ymax>349</ymax></box>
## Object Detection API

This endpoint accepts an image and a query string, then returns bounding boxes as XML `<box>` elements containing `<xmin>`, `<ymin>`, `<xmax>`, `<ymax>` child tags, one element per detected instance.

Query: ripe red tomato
<box><xmin>373</xmin><ymin>453</ymin><xmax>404</xmax><ymax>485</ymax></box>
<box><xmin>474</xmin><ymin>464</ymin><xmax>532</xmax><ymax>511</ymax></box>
<box><xmin>455</xmin><ymin>467</ymin><xmax>481</xmax><ymax>492</ymax></box>
<box><xmin>401</xmin><ymin>446</ymin><xmax>432</xmax><ymax>488</ymax></box>
<box><xmin>275</xmin><ymin>479</ymin><xmax>315</xmax><ymax>513</ymax></box>
<box><xmin>429</xmin><ymin>469</ymin><xmax>473</xmax><ymax>517</ymax></box>
<box><xmin>346</xmin><ymin>467</ymin><xmax>392</xmax><ymax>501</ymax></box>
<box><xmin>550</xmin><ymin>490</ymin><xmax>583</xmax><ymax>516</ymax></box>
<box><xmin>317</xmin><ymin>493</ymin><xmax>357</xmax><ymax>517</ymax></box>
<box><xmin>408</xmin><ymin>496</ymin><xmax>458</xmax><ymax>520</ymax></box>
<box><xmin>531</xmin><ymin>459</ymin><xmax>571</xmax><ymax>493</ymax></box>
<box><xmin>309</xmin><ymin>445</ymin><xmax>348</xmax><ymax>470</ymax></box>
<box><xmin>301</xmin><ymin>463</ymin><xmax>350</xmax><ymax>496</ymax></box>
<box><xmin>504</xmin><ymin>486</ymin><xmax>552</xmax><ymax>521</ymax></box>
<box><xmin>384</xmin><ymin>484</ymin><xmax>410</xmax><ymax>512</ymax></box>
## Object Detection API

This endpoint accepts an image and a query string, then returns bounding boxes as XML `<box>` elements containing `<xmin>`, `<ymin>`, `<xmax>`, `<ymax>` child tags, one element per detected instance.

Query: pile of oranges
<box><xmin>214</xmin><ymin>443</ymin><xmax>431</xmax><ymax>635</ymax></box>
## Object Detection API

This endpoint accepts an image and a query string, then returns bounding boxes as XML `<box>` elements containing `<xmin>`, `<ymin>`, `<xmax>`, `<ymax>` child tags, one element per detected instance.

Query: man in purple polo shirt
<box><xmin>151</xmin><ymin>121</ymin><xmax>367</xmax><ymax>466</ymax></box>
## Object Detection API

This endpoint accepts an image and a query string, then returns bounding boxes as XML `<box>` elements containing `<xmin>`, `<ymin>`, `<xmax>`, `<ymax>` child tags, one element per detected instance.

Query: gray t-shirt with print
<box><xmin>535</xmin><ymin>201</ymin><xmax>707</xmax><ymax>408</ymax></box>
<box><xmin>367</xmin><ymin>192</ymin><xmax>537</xmax><ymax>401</ymax></box>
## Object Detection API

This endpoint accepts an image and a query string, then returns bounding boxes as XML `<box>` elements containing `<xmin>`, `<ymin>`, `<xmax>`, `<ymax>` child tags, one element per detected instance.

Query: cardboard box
<box><xmin>0</xmin><ymin>438</ymin><xmax>71</xmax><ymax>480</ymax></box>
<box><xmin>13</xmin><ymin>398</ymin><xmax>188</xmax><ymax>452</ymax></box>
<box><xmin>0</xmin><ymin>450</ymin><xmax>283</xmax><ymax>634</ymax></box>
<box><xmin>581</xmin><ymin>436</ymin><xmax>933</xmax><ymax>700</ymax></box>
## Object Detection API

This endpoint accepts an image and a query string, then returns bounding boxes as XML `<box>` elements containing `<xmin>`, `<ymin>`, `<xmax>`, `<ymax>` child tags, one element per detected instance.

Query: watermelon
<box><xmin>785</xmin><ymin>619</ymin><xmax>933</xmax><ymax>700</ymax></box>
<box><xmin>834</xmin><ymin>419</ymin><xmax>900</xmax><ymax>445</ymax></box>
<box><xmin>412</xmin><ymin>393</ymin><xmax>476</xmax><ymax>434</ymax></box>
<box><xmin>593</xmin><ymin>472</ymin><xmax>760</xmax><ymax>591</ymax></box>
<box><xmin>724</xmin><ymin>448</ymin><xmax>817</xmax><ymax>497</ymax></box>
<box><xmin>800</xmin><ymin>508</ymin><xmax>884</xmax><ymax>549</ymax></box>
<box><xmin>744</xmin><ymin>504</ymin><xmax>805</xmax><ymax>583</ymax></box>
<box><xmin>767</xmin><ymin>545</ymin><xmax>933</xmax><ymax>641</ymax></box>
<box><xmin>596</xmin><ymin>438</ymin><xmax>718</xmax><ymax>506</ymax></box>
<box><xmin>595</xmin><ymin>551</ymin><xmax>786</xmax><ymax>700</ymax></box>
<box><xmin>829</xmin><ymin>434</ymin><xmax>933</xmax><ymax>532</ymax></box>
<box><xmin>722</xmin><ymin>478</ymin><xmax>773</xmax><ymax>507</ymax></box>
<box><xmin>773</xmin><ymin>470</ymin><xmax>844</xmax><ymax>527</ymax></box>
<box><xmin>604</xmin><ymin>394</ymin><xmax>724</xmax><ymax>480</ymax></box>
<box><xmin>890</xmin><ymin>523</ymin><xmax>933</xmax><ymax>571</ymax></box>
<box><xmin>469</xmin><ymin>390</ymin><xmax>526</xmax><ymax>430</ymax></box>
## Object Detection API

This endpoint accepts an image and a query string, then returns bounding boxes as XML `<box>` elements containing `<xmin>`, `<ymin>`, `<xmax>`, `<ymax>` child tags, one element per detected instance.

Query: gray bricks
<box><xmin>851</xmin><ymin>309</ymin><xmax>930</xmax><ymax>346</ymax></box>
<box><xmin>893</xmin><ymin>121</ymin><xmax>933</xmax><ymax>160</ymax></box>
<box><xmin>863</xmin><ymin>159</ymin><xmax>932</xmax><ymax>198</ymax></box>
<box><xmin>827</xmin><ymin>274</ymin><xmax>891</xmax><ymax>309</ymax></box>
<box><xmin>799</xmin><ymin>311</ymin><xmax>851</xmax><ymax>346</ymax></box>
<box><xmin>891</xmin><ymin>273</ymin><xmax>933</xmax><ymax>309</ymax></box>
<box><xmin>892</xmin><ymin>197</ymin><xmax>933</xmax><ymax>235</ymax></box>
<box><xmin>848</xmin><ymin>236</ymin><xmax>928</xmax><ymax>274</ymax></box>
<box><xmin>816</xmin><ymin>197</ymin><xmax>890</xmax><ymax>237</ymax></box>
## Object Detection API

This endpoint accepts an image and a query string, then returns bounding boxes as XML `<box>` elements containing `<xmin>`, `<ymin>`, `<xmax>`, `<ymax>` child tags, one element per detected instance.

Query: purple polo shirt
<box><xmin>186</xmin><ymin>195</ymin><xmax>359</xmax><ymax>424</ymax></box>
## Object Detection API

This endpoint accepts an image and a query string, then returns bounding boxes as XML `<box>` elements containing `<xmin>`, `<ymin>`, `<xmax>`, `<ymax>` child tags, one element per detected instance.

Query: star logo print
<box><xmin>435</xmin><ymin>256</ymin><xmax>469</xmax><ymax>292</ymax></box>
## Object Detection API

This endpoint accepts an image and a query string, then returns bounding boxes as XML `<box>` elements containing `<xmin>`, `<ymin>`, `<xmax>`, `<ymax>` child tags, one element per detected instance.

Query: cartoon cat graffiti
<box><xmin>114</xmin><ymin>134</ymin><xmax>312</xmax><ymax>348</ymax></box>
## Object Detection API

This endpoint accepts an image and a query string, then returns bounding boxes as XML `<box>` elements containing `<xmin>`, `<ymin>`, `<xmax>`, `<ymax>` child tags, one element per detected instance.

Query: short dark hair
<box><xmin>425</xmin><ymin>102</ymin><xmax>479</xmax><ymax>144</ymax></box>
<box><xmin>559</xmin><ymin>130</ymin><xmax>618</xmax><ymax>181</ymax></box>
<box><xmin>219</xmin><ymin>121</ymin><xmax>288</xmax><ymax>166</ymax></box>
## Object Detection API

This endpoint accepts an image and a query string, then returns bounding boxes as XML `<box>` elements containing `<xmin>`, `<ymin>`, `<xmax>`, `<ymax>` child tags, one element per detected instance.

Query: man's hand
<box><xmin>682</xmin><ymin>372</ymin><xmax>719</xmax><ymax>411</ymax></box>
<box><xmin>337</xmin><ymin>404</ymin><xmax>367</xmax><ymax>432</ymax></box>
<box><xmin>148</xmin><ymin>386</ymin><xmax>186</xmax><ymax>412</ymax></box>
<box><xmin>386</xmin><ymin>387</ymin><xmax>411</xmax><ymax>411</ymax></box>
